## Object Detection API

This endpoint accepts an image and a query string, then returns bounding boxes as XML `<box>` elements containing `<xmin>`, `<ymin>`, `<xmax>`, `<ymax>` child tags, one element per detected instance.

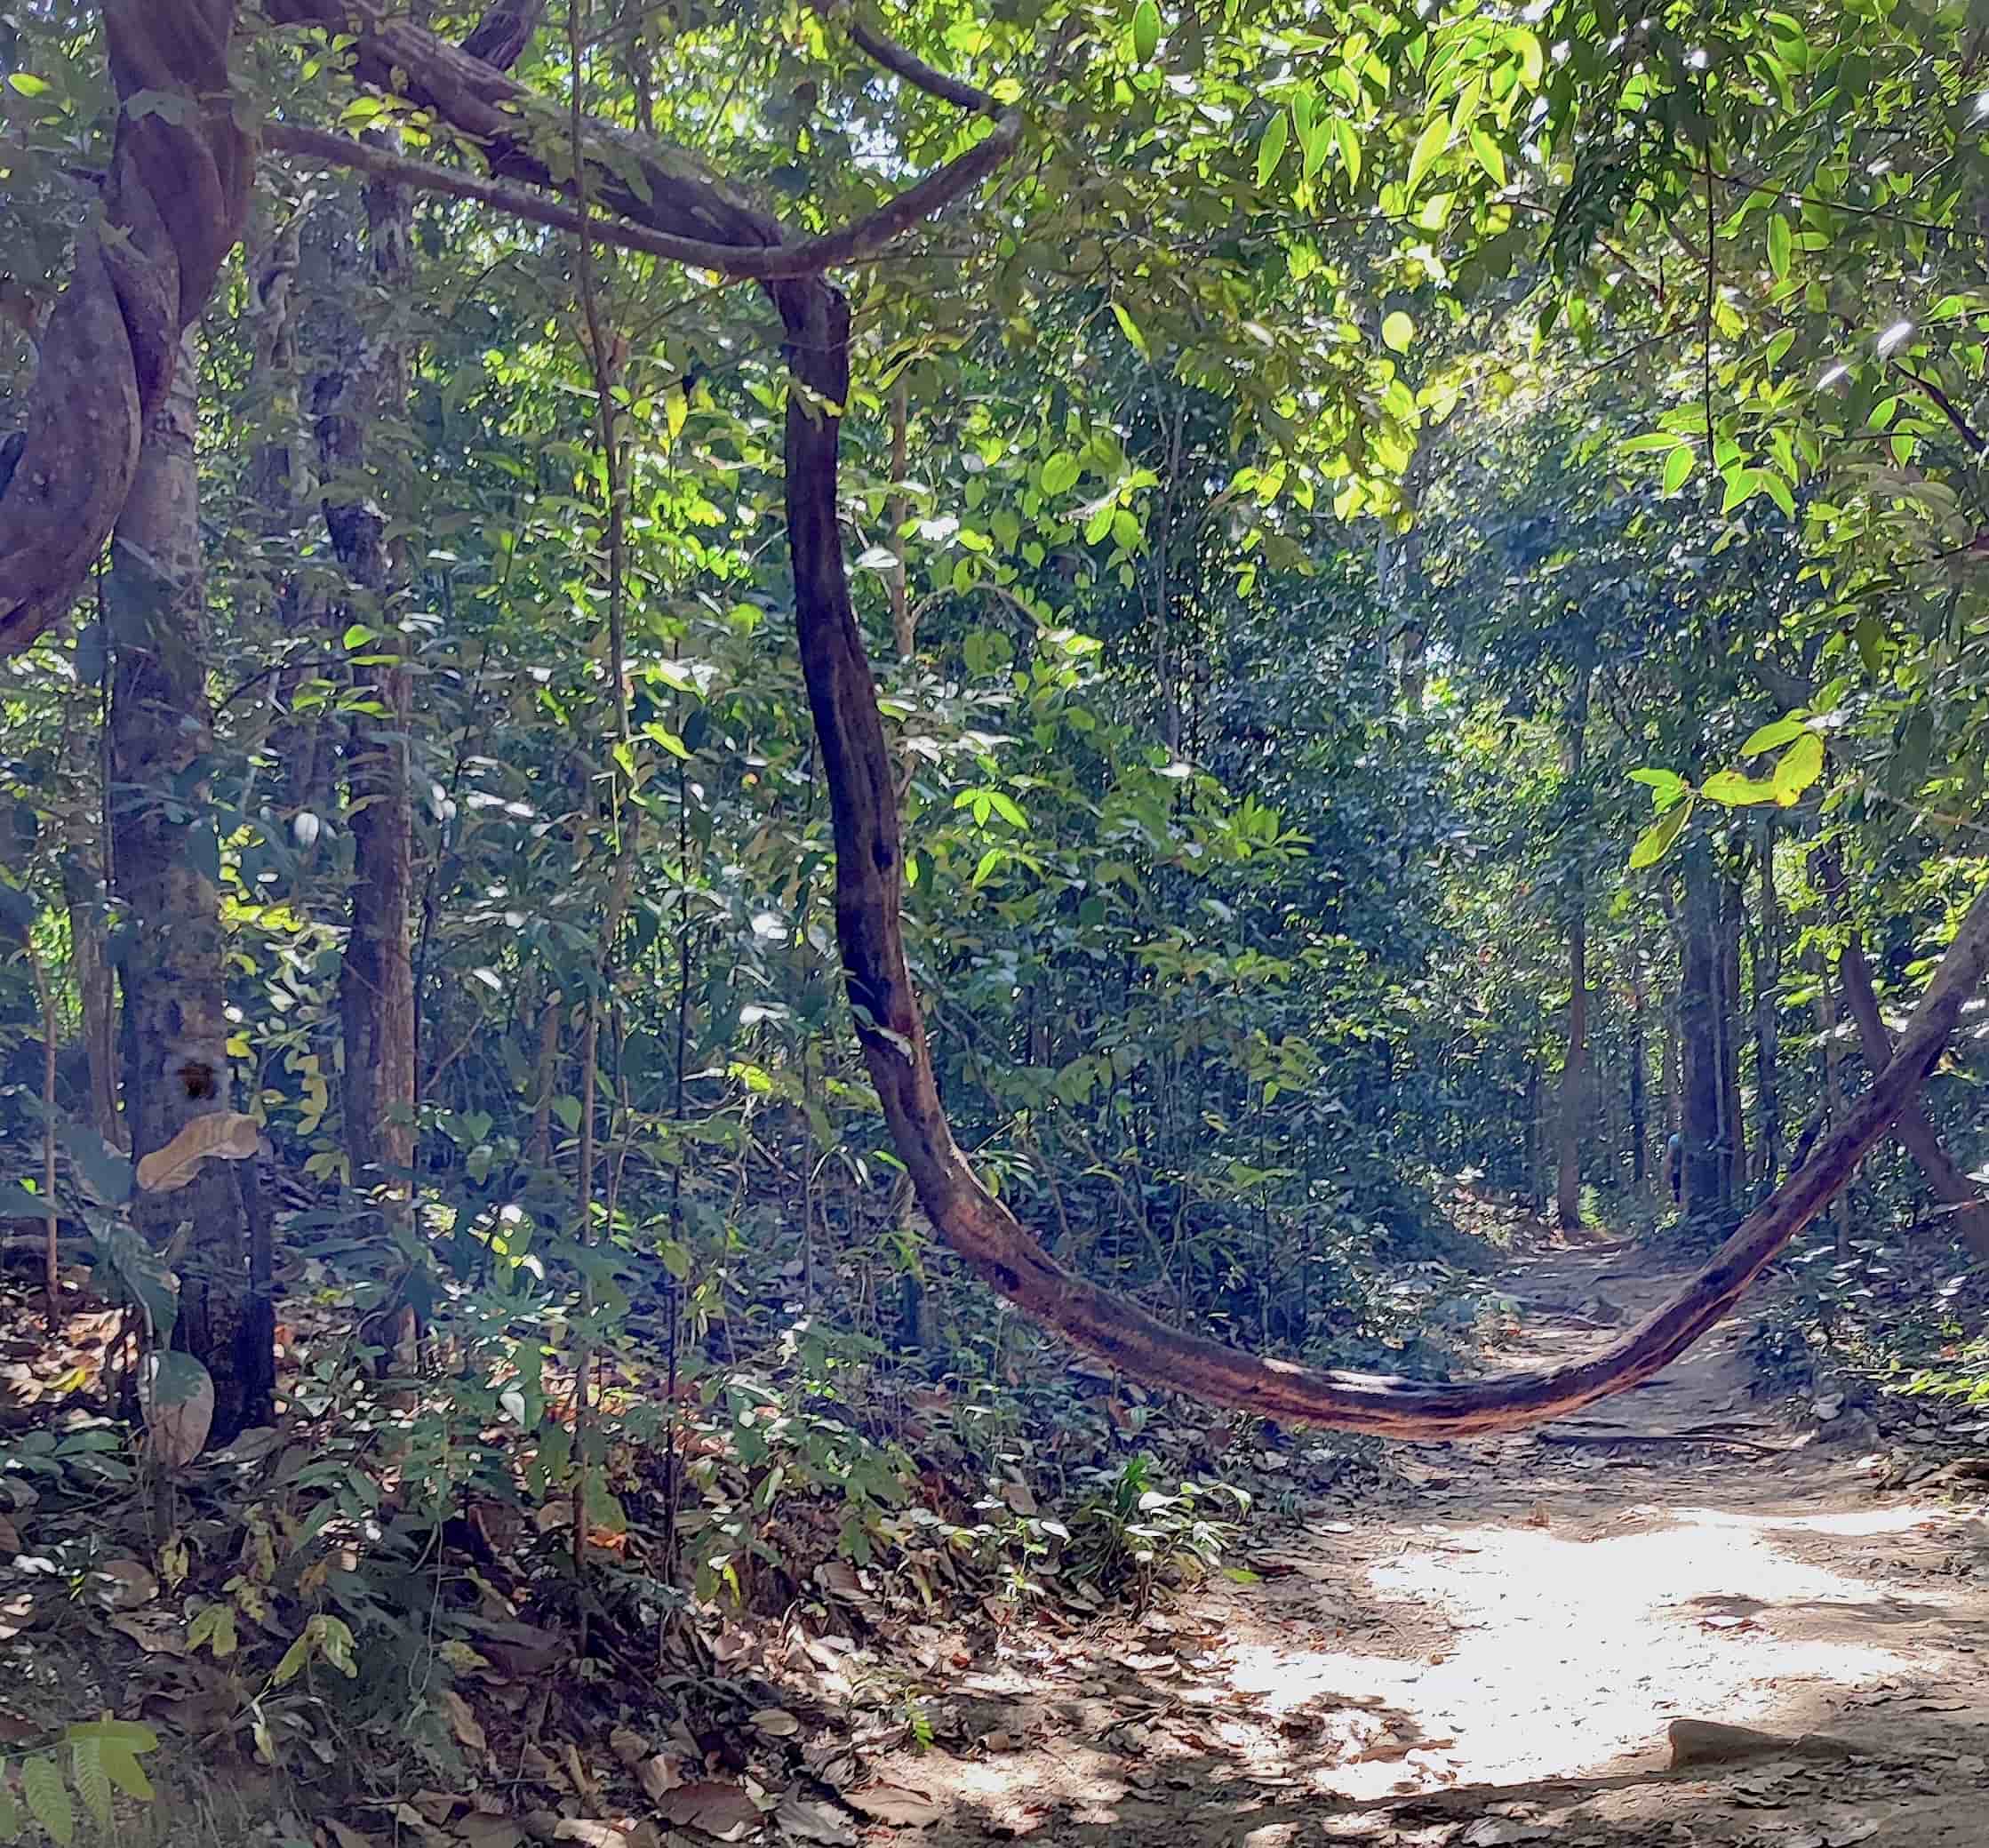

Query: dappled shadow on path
<box><xmin>859</xmin><ymin>1249</ymin><xmax>1989</xmax><ymax>1847</ymax></box>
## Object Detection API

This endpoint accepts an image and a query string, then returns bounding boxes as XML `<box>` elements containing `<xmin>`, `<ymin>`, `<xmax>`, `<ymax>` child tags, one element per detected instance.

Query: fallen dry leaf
<box><xmin>134</xmin><ymin>1110</ymin><xmax>260</xmax><ymax>1193</ymax></box>
<box><xmin>843</xmin><ymin>1785</ymin><xmax>942</xmax><ymax>1828</ymax></box>
<box><xmin>635</xmin><ymin>1756</ymin><xmax>684</xmax><ymax>1802</ymax></box>
<box><xmin>773</xmin><ymin>1794</ymin><xmax>856</xmax><ymax>1844</ymax></box>
<box><xmin>751</xmin><ymin>1708</ymin><xmax>801</xmax><ymax>1739</ymax></box>
<box><xmin>108</xmin><ymin>1612</ymin><xmax>186</xmax><ymax>1654</ymax></box>
<box><xmin>552</xmin><ymin>1824</ymin><xmax>630</xmax><ymax>1848</ymax></box>
<box><xmin>452</xmin><ymin>1820</ymin><xmax>523</xmax><ymax>1848</ymax></box>
<box><xmin>442</xmin><ymin>1689</ymin><xmax>489</xmax><ymax>1755</ymax></box>
<box><xmin>326</xmin><ymin>1823</ymin><xmax>379</xmax><ymax>1848</ymax></box>
<box><xmin>88</xmin><ymin>1558</ymin><xmax>159</xmax><ymax>1610</ymax></box>
<box><xmin>657</xmin><ymin>1780</ymin><xmax>763</xmax><ymax>1842</ymax></box>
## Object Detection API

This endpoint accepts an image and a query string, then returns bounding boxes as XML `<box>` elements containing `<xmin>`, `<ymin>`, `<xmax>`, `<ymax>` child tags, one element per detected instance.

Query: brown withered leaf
<box><xmin>135</xmin><ymin>1110</ymin><xmax>260</xmax><ymax>1194</ymax></box>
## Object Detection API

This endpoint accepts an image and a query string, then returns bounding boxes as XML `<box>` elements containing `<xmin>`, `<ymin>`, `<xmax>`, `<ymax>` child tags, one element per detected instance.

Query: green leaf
<box><xmin>1131</xmin><ymin>0</ymin><xmax>1161</xmax><ymax>64</ymax></box>
<box><xmin>1468</xmin><ymin>124</ymin><xmax>1506</xmax><ymax>187</ymax></box>
<box><xmin>1772</xmin><ymin>732</ymin><xmax>1825</xmax><ymax>804</ymax></box>
<box><xmin>1381</xmin><ymin>311</ymin><xmax>1413</xmax><ymax>354</ymax></box>
<box><xmin>1333</xmin><ymin>120</ymin><xmax>1362</xmax><ymax>188</ymax></box>
<box><xmin>1041</xmin><ymin>452</ymin><xmax>1082</xmax><ymax>496</ymax></box>
<box><xmin>1854</xmin><ymin>614</ymin><xmax>1885</xmax><ymax>676</ymax></box>
<box><xmin>1721</xmin><ymin>466</ymin><xmax>1761</xmax><ymax>515</ymax></box>
<box><xmin>1404</xmin><ymin>111</ymin><xmax>1451</xmax><ymax>203</ymax></box>
<box><xmin>1739</xmin><ymin>714</ymin><xmax>1808</xmax><ymax>757</ymax></box>
<box><xmin>98</xmin><ymin>1748</ymin><xmax>152</xmax><ymax>1804</ymax></box>
<box><xmin>1628</xmin><ymin>767</ymin><xmax>1688</xmax><ymax>809</ymax></box>
<box><xmin>1109</xmin><ymin>300</ymin><xmax>1150</xmax><ymax>357</ymax></box>
<box><xmin>1701</xmin><ymin>770</ymin><xmax>1780</xmax><ymax>806</ymax></box>
<box><xmin>68</xmin><ymin>1741</ymin><xmax>110</xmax><ymax>1833</ymax></box>
<box><xmin>21</xmin><ymin>1756</ymin><xmax>70</xmax><ymax>1848</ymax></box>
<box><xmin>4</xmin><ymin>74</ymin><xmax>50</xmax><ymax>98</ymax></box>
<box><xmin>1760</xmin><ymin>468</ymin><xmax>1797</xmax><ymax>519</ymax></box>
<box><xmin>1768</xmin><ymin>213</ymin><xmax>1792</xmax><ymax>279</ymax></box>
<box><xmin>1628</xmin><ymin>796</ymin><xmax>1693</xmax><ymax>870</ymax></box>
<box><xmin>187</xmin><ymin>1601</ymin><xmax>238</xmax><ymax>1660</ymax></box>
<box><xmin>59</xmin><ymin>1121</ymin><xmax>132</xmax><ymax>1206</ymax></box>
<box><xmin>1255</xmin><ymin>112</ymin><xmax>1290</xmax><ymax>188</ymax></box>
<box><xmin>1662</xmin><ymin>444</ymin><xmax>1696</xmax><ymax>494</ymax></box>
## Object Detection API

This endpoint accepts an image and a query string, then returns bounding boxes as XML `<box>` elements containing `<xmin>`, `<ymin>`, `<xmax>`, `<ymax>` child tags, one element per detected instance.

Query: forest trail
<box><xmin>862</xmin><ymin>1241</ymin><xmax>1989</xmax><ymax>1848</ymax></box>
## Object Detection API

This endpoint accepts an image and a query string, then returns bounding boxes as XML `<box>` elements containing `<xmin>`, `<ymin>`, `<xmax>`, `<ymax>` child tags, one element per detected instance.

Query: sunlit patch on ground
<box><xmin>1221</xmin><ymin>1501</ymin><xmax>1965</xmax><ymax>1798</ymax></box>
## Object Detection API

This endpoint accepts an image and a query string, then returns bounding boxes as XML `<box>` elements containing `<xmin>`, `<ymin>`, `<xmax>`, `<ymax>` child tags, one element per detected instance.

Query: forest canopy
<box><xmin>0</xmin><ymin>0</ymin><xmax>1987</xmax><ymax>1731</ymax></box>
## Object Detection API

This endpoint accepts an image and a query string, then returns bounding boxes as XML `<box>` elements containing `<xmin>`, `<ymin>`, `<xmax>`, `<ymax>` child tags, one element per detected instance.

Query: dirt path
<box><xmin>861</xmin><ymin>1246</ymin><xmax>1989</xmax><ymax>1848</ymax></box>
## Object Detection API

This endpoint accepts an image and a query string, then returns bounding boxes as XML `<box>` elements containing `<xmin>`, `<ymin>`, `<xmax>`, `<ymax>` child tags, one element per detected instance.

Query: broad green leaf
<box><xmin>21</xmin><ymin>1756</ymin><xmax>70</xmax><ymax>1848</ymax></box>
<box><xmin>1662</xmin><ymin>444</ymin><xmax>1696</xmax><ymax>494</ymax></box>
<box><xmin>1041</xmin><ymin>452</ymin><xmax>1082</xmax><ymax>495</ymax></box>
<box><xmin>1772</xmin><ymin>732</ymin><xmax>1825</xmax><ymax>804</ymax></box>
<box><xmin>5</xmin><ymin>74</ymin><xmax>50</xmax><ymax>97</ymax></box>
<box><xmin>1628</xmin><ymin>767</ymin><xmax>1688</xmax><ymax>809</ymax></box>
<box><xmin>1468</xmin><ymin>124</ymin><xmax>1506</xmax><ymax>187</ymax></box>
<box><xmin>1768</xmin><ymin>213</ymin><xmax>1792</xmax><ymax>279</ymax></box>
<box><xmin>1334</xmin><ymin>120</ymin><xmax>1362</xmax><ymax>188</ymax></box>
<box><xmin>68</xmin><ymin>1741</ymin><xmax>110</xmax><ymax>1833</ymax></box>
<box><xmin>1721</xmin><ymin>466</ymin><xmax>1761</xmax><ymax>514</ymax></box>
<box><xmin>1256</xmin><ymin>112</ymin><xmax>1290</xmax><ymax>188</ymax></box>
<box><xmin>1404</xmin><ymin>112</ymin><xmax>1451</xmax><ymax>203</ymax></box>
<box><xmin>1855</xmin><ymin>615</ymin><xmax>1885</xmax><ymax>675</ymax></box>
<box><xmin>1618</xmin><ymin>433</ymin><xmax>1681</xmax><ymax>454</ymax></box>
<box><xmin>1381</xmin><ymin>311</ymin><xmax>1413</xmax><ymax>354</ymax></box>
<box><xmin>99</xmin><ymin>1748</ymin><xmax>152</xmax><ymax>1804</ymax></box>
<box><xmin>1628</xmin><ymin>796</ymin><xmax>1692</xmax><ymax>869</ymax></box>
<box><xmin>1760</xmin><ymin>468</ymin><xmax>1797</xmax><ymax>518</ymax></box>
<box><xmin>1739</xmin><ymin>714</ymin><xmax>1808</xmax><ymax>757</ymax></box>
<box><xmin>1131</xmin><ymin>0</ymin><xmax>1161</xmax><ymax>63</ymax></box>
<box><xmin>1701</xmin><ymin>770</ymin><xmax>1779</xmax><ymax>806</ymax></box>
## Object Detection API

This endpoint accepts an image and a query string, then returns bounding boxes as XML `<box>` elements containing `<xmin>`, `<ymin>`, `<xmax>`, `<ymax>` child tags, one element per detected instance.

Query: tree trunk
<box><xmin>0</xmin><ymin>2</ymin><xmax>250</xmax><ymax>656</ymax></box>
<box><xmin>1811</xmin><ymin>935</ymin><xmax>1851</xmax><ymax>1258</ymax></box>
<box><xmin>1629</xmin><ymin>964</ymin><xmax>1648</xmax><ymax>1191</ymax></box>
<box><xmin>1678</xmin><ymin>842</ymin><xmax>1725</xmax><ymax>1212</ymax></box>
<box><xmin>1840</xmin><ymin>916</ymin><xmax>1989</xmax><ymax>1263</ymax></box>
<box><xmin>109</xmin><ymin>329</ymin><xmax>271</xmax><ymax>1445</ymax></box>
<box><xmin>322</xmin><ymin>170</ymin><xmax>417</xmax><ymax>1194</ymax></box>
<box><xmin>1720</xmin><ymin>877</ymin><xmax>1747</xmax><ymax>1196</ymax></box>
<box><xmin>1753</xmin><ymin>820</ymin><xmax>1782</xmax><ymax>1190</ymax></box>
<box><xmin>1557</xmin><ymin>908</ymin><xmax>1588</xmax><ymax>1230</ymax></box>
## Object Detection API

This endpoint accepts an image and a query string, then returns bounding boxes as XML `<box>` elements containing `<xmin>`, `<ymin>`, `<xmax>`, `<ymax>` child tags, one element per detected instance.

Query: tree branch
<box><xmin>1890</xmin><ymin>359</ymin><xmax>1988</xmax><ymax>457</ymax></box>
<box><xmin>815</xmin><ymin>0</ymin><xmax>1005</xmax><ymax>117</ymax></box>
<box><xmin>459</xmin><ymin>0</ymin><xmax>546</xmax><ymax>70</ymax></box>
<box><xmin>263</xmin><ymin>113</ymin><xmax>1018</xmax><ymax>279</ymax></box>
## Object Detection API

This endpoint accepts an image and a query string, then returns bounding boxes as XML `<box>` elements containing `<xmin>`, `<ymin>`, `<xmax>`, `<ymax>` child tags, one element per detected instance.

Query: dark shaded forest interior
<box><xmin>2</xmin><ymin>2</ymin><xmax>1989</xmax><ymax>1844</ymax></box>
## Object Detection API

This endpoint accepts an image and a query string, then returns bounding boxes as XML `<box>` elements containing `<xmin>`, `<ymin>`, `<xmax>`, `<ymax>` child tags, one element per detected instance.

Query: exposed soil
<box><xmin>853</xmin><ymin>1244</ymin><xmax>1989</xmax><ymax>1848</ymax></box>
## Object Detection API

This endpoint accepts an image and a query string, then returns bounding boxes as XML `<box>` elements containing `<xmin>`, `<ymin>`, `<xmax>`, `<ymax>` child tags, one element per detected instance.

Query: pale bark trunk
<box><xmin>110</xmin><ymin>329</ymin><xmax>270</xmax><ymax>1444</ymax></box>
